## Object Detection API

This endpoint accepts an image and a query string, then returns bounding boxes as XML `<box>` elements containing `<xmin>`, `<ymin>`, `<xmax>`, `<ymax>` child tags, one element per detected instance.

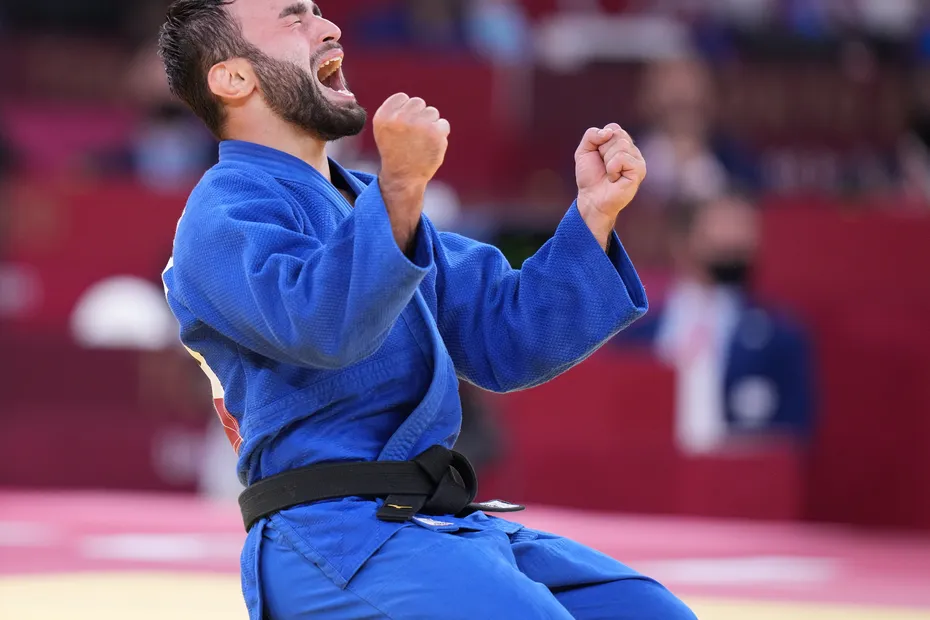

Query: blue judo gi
<box><xmin>163</xmin><ymin>141</ymin><xmax>696</xmax><ymax>619</ymax></box>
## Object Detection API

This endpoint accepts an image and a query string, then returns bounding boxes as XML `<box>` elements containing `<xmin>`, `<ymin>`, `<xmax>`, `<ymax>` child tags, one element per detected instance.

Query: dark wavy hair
<box><xmin>157</xmin><ymin>0</ymin><xmax>249</xmax><ymax>138</ymax></box>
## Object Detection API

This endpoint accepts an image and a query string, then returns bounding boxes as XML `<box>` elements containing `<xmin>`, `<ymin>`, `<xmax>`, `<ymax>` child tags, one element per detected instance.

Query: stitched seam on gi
<box><xmin>346</xmin><ymin>536</ymin><xmax>457</xmax><ymax>616</ymax></box>
<box><xmin>273</xmin><ymin>517</ymin><xmax>398</xmax><ymax>619</ymax></box>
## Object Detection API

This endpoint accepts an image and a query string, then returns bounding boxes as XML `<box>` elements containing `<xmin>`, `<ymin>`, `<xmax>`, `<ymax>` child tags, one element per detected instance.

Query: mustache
<box><xmin>310</xmin><ymin>41</ymin><xmax>343</xmax><ymax>67</ymax></box>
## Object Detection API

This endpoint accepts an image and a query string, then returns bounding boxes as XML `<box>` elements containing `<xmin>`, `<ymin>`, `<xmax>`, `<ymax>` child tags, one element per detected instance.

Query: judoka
<box><xmin>158</xmin><ymin>1</ymin><xmax>696</xmax><ymax>618</ymax></box>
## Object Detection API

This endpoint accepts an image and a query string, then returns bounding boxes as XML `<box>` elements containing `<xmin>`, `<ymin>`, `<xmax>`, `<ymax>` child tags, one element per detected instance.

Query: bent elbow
<box><xmin>473</xmin><ymin>367</ymin><xmax>556</xmax><ymax>395</ymax></box>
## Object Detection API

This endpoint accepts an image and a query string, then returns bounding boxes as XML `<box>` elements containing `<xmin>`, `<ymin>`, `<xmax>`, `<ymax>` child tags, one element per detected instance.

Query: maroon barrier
<box><xmin>0</xmin><ymin>333</ymin><xmax>210</xmax><ymax>491</ymax></box>
<box><xmin>756</xmin><ymin>205</ymin><xmax>930</xmax><ymax>530</ymax></box>
<box><xmin>3</xmin><ymin>179</ymin><xmax>189</xmax><ymax>332</ymax></box>
<box><xmin>488</xmin><ymin>351</ymin><xmax>679</xmax><ymax>514</ymax></box>
<box><xmin>1</xmin><ymin>408</ymin><xmax>206</xmax><ymax>491</ymax></box>
<box><xmin>805</xmin><ymin>308</ymin><xmax>930</xmax><ymax>530</ymax></box>
<box><xmin>487</xmin><ymin>350</ymin><xmax>807</xmax><ymax>521</ymax></box>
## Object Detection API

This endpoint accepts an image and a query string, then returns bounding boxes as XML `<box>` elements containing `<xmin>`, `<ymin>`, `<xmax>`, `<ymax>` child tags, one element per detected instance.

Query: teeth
<box><xmin>318</xmin><ymin>56</ymin><xmax>343</xmax><ymax>82</ymax></box>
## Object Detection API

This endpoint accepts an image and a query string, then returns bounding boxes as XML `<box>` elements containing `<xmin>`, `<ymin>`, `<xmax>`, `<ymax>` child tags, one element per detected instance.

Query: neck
<box><xmin>225</xmin><ymin>113</ymin><xmax>330</xmax><ymax>181</ymax></box>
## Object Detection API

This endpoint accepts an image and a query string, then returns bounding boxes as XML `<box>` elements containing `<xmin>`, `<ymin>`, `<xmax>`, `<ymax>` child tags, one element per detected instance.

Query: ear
<box><xmin>207</xmin><ymin>58</ymin><xmax>256</xmax><ymax>101</ymax></box>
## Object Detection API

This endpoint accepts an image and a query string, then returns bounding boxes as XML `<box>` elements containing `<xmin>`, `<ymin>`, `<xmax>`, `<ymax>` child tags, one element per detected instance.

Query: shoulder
<box><xmin>182</xmin><ymin>164</ymin><xmax>297</xmax><ymax>230</ymax></box>
<box><xmin>189</xmin><ymin>163</ymin><xmax>289</xmax><ymax>206</ymax></box>
<box><xmin>174</xmin><ymin>164</ymin><xmax>301</xmax><ymax>256</ymax></box>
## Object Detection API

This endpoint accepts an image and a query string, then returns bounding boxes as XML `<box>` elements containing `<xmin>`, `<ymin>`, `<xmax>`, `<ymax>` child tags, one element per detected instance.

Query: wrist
<box><xmin>392</xmin><ymin>218</ymin><xmax>421</xmax><ymax>256</ymax></box>
<box><xmin>379</xmin><ymin>172</ymin><xmax>427</xmax><ymax>203</ymax></box>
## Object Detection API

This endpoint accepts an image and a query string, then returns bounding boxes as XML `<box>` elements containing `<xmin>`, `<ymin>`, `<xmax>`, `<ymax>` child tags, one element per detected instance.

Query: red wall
<box><xmin>756</xmin><ymin>205</ymin><xmax>930</xmax><ymax>530</ymax></box>
<box><xmin>486</xmin><ymin>351</ymin><xmax>806</xmax><ymax>522</ymax></box>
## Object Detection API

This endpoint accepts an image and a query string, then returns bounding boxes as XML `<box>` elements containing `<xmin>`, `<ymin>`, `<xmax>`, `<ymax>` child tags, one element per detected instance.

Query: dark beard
<box><xmin>245</xmin><ymin>49</ymin><xmax>367</xmax><ymax>142</ymax></box>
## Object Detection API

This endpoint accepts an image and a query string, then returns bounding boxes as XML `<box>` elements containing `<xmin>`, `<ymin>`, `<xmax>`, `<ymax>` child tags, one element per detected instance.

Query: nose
<box><xmin>316</xmin><ymin>16</ymin><xmax>341</xmax><ymax>45</ymax></box>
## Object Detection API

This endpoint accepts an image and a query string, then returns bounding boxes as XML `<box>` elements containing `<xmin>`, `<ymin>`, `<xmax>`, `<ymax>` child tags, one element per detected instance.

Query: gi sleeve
<box><xmin>172</xmin><ymin>170</ymin><xmax>433</xmax><ymax>369</ymax></box>
<box><xmin>434</xmin><ymin>202</ymin><xmax>647</xmax><ymax>393</ymax></box>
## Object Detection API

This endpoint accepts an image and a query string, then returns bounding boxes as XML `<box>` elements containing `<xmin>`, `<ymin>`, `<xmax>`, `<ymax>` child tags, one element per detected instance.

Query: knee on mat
<box><xmin>633</xmin><ymin>579</ymin><xmax>697</xmax><ymax>620</ymax></box>
<box><xmin>596</xmin><ymin>578</ymin><xmax>698</xmax><ymax>620</ymax></box>
<box><xmin>660</xmin><ymin>595</ymin><xmax>698</xmax><ymax>620</ymax></box>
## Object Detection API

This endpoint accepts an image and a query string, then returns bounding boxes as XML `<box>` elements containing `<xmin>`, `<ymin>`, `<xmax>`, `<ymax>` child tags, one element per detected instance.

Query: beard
<box><xmin>245</xmin><ymin>49</ymin><xmax>367</xmax><ymax>142</ymax></box>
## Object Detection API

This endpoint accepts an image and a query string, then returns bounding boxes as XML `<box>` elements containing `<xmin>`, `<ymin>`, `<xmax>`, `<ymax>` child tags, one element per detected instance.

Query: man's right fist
<box><xmin>374</xmin><ymin>93</ymin><xmax>450</xmax><ymax>188</ymax></box>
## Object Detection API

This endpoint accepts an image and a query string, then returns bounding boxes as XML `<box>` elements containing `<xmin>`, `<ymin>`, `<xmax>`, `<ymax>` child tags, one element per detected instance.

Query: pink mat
<box><xmin>1</xmin><ymin>491</ymin><xmax>928</xmax><ymax>608</ymax></box>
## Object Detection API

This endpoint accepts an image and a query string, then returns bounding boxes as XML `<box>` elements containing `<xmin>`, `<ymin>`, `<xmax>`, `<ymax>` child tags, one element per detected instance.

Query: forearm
<box><xmin>179</xmin><ymin>236</ymin><xmax>428</xmax><ymax>369</ymax></box>
<box><xmin>379</xmin><ymin>176</ymin><xmax>427</xmax><ymax>255</ymax></box>
<box><xmin>283</xmin><ymin>181</ymin><xmax>433</xmax><ymax>365</ymax></box>
<box><xmin>436</xmin><ymin>206</ymin><xmax>647</xmax><ymax>392</ymax></box>
<box><xmin>177</xmin><ymin>183</ymin><xmax>434</xmax><ymax>370</ymax></box>
<box><xmin>577</xmin><ymin>196</ymin><xmax>617</xmax><ymax>252</ymax></box>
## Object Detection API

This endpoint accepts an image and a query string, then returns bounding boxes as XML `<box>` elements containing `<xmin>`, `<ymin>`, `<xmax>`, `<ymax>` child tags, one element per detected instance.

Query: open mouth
<box><xmin>316</xmin><ymin>55</ymin><xmax>353</xmax><ymax>98</ymax></box>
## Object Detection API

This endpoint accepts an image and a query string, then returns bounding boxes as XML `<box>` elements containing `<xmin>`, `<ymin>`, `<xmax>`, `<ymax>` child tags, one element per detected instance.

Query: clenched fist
<box><xmin>575</xmin><ymin>124</ymin><xmax>647</xmax><ymax>250</ymax></box>
<box><xmin>375</xmin><ymin>93</ymin><xmax>451</xmax><ymax>189</ymax></box>
<box><xmin>373</xmin><ymin>93</ymin><xmax>451</xmax><ymax>254</ymax></box>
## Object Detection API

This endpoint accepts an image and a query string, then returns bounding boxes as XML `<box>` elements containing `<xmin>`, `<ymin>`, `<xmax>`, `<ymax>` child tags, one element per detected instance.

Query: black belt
<box><xmin>238</xmin><ymin>446</ymin><xmax>524</xmax><ymax>532</ymax></box>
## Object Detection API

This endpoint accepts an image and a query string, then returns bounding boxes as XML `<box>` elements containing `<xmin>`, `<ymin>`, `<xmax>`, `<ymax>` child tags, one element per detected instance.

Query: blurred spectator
<box><xmin>126</xmin><ymin>43</ymin><xmax>217</xmax><ymax>190</ymax></box>
<box><xmin>90</xmin><ymin>43</ymin><xmax>217</xmax><ymax>189</ymax></box>
<box><xmin>3</xmin><ymin>0</ymin><xmax>131</xmax><ymax>36</ymax></box>
<box><xmin>715</xmin><ymin>0</ymin><xmax>776</xmax><ymax>28</ymax></box>
<box><xmin>130</xmin><ymin>100</ymin><xmax>218</xmax><ymax>192</ymax></box>
<box><xmin>614</xmin><ymin>194</ymin><xmax>814</xmax><ymax>453</ymax></box>
<box><xmin>897</xmin><ymin>65</ymin><xmax>930</xmax><ymax>205</ymax></box>
<box><xmin>636</xmin><ymin>57</ymin><xmax>759</xmax><ymax>208</ymax></box>
<box><xmin>0</xmin><ymin>123</ymin><xmax>15</xmax><ymax>240</ymax></box>
<box><xmin>465</xmin><ymin>0</ymin><xmax>532</xmax><ymax>65</ymax></box>
<box><xmin>555</xmin><ymin>0</ymin><xmax>601</xmax><ymax>12</ymax></box>
<box><xmin>0</xmin><ymin>123</ymin><xmax>30</xmax><ymax>319</ymax></box>
<box><xmin>855</xmin><ymin>0</ymin><xmax>920</xmax><ymax>39</ymax></box>
<box><xmin>355</xmin><ymin>0</ymin><xmax>469</xmax><ymax>52</ymax></box>
<box><xmin>784</xmin><ymin>0</ymin><xmax>835</xmax><ymax>39</ymax></box>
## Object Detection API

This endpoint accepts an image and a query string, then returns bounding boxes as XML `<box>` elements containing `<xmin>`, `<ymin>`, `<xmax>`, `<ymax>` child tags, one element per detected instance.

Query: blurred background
<box><xmin>1</xmin><ymin>0</ymin><xmax>930</xmax><ymax>618</ymax></box>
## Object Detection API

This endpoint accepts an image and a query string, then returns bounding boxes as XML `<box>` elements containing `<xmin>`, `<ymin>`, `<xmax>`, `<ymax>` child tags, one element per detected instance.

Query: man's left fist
<box><xmin>575</xmin><ymin>123</ymin><xmax>646</xmax><ymax>220</ymax></box>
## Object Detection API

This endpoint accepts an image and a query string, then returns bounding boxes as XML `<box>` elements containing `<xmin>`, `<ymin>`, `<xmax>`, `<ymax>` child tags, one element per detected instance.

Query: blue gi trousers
<box><xmin>258</xmin><ymin>519</ymin><xmax>697</xmax><ymax>619</ymax></box>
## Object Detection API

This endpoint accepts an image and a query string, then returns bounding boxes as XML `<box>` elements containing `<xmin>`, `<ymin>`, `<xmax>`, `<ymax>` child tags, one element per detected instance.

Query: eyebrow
<box><xmin>278</xmin><ymin>2</ymin><xmax>316</xmax><ymax>19</ymax></box>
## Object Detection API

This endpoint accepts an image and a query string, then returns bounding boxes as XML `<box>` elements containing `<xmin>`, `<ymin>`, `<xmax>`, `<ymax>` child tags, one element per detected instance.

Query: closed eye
<box><xmin>278</xmin><ymin>2</ymin><xmax>322</xmax><ymax>20</ymax></box>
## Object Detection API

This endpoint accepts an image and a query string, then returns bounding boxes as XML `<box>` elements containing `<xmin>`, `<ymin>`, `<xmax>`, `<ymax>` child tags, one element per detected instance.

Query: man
<box><xmin>158</xmin><ymin>1</ymin><xmax>695</xmax><ymax>618</ymax></box>
<box><xmin>615</xmin><ymin>195</ymin><xmax>814</xmax><ymax>453</ymax></box>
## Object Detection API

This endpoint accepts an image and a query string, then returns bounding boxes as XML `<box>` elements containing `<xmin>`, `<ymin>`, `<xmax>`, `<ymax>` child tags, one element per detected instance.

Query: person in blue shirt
<box><xmin>614</xmin><ymin>195</ymin><xmax>814</xmax><ymax>452</ymax></box>
<box><xmin>157</xmin><ymin>1</ymin><xmax>695</xmax><ymax>618</ymax></box>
